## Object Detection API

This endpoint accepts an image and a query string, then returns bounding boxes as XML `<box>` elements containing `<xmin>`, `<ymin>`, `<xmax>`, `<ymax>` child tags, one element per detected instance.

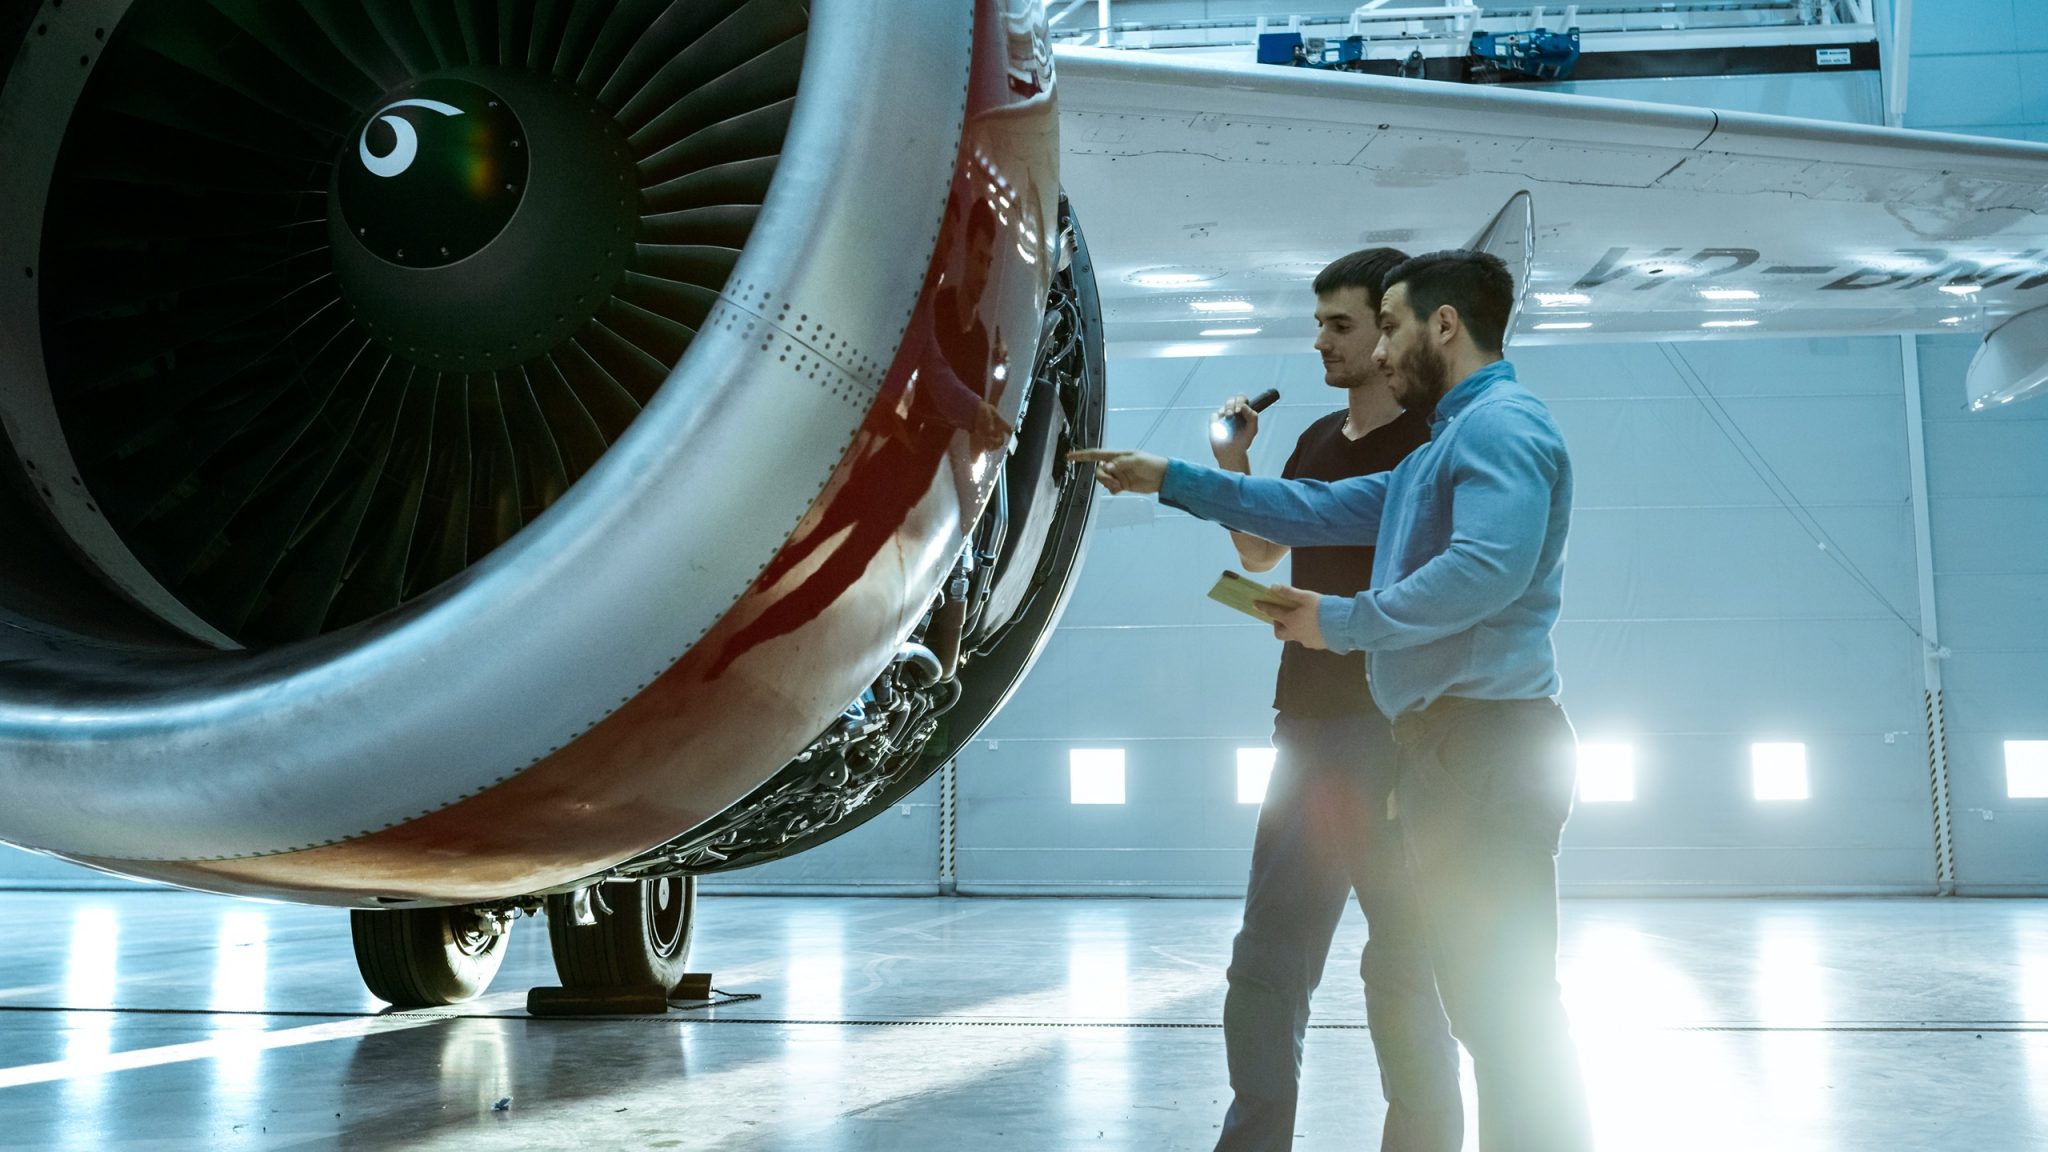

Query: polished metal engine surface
<box><xmin>0</xmin><ymin>0</ymin><xmax>1053</xmax><ymax>902</ymax></box>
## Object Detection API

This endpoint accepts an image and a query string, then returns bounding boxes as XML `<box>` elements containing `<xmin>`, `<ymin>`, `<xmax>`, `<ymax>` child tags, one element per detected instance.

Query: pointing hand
<box><xmin>1066</xmin><ymin>448</ymin><xmax>1168</xmax><ymax>495</ymax></box>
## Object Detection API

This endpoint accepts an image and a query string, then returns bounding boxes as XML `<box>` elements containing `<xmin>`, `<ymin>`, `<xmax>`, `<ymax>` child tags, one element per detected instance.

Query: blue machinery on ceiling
<box><xmin>1470</xmin><ymin>27</ymin><xmax>1583</xmax><ymax>81</ymax></box>
<box><xmin>1258</xmin><ymin>27</ymin><xmax>1582</xmax><ymax>82</ymax></box>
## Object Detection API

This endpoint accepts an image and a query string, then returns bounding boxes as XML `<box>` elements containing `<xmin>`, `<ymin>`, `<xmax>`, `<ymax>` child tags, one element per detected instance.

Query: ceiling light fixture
<box><xmin>1699</xmin><ymin>288</ymin><xmax>1760</xmax><ymax>301</ymax></box>
<box><xmin>1701</xmin><ymin>319</ymin><xmax>1759</xmax><ymax>329</ymax></box>
<box><xmin>1940</xmin><ymin>284</ymin><xmax>1983</xmax><ymax>296</ymax></box>
<box><xmin>1190</xmin><ymin>300</ymin><xmax>1254</xmax><ymax>313</ymax></box>
<box><xmin>1200</xmin><ymin>327</ymin><xmax>1262</xmax><ymax>337</ymax></box>
<box><xmin>1127</xmin><ymin>266</ymin><xmax>1223</xmax><ymax>288</ymax></box>
<box><xmin>1532</xmin><ymin>322</ymin><xmax>1593</xmax><ymax>331</ymax></box>
<box><xmin>1535</xmin><ymin>292</ymin><xmax>1590</xmax><ymax>307</ymax></box>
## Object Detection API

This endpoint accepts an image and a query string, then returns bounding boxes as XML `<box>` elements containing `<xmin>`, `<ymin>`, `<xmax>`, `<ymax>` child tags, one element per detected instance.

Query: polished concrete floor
<box><xmin>0</xmin><ymin>892</ymin><xmax>2043</xmax><ymax>1150</ymax></box>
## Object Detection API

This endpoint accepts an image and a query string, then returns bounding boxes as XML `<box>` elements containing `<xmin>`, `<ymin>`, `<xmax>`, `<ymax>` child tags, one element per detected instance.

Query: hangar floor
<box><xmin>0</xmin><ymin>892</ymin><xmax>2042</xmax><ymax>1150</ymax></box>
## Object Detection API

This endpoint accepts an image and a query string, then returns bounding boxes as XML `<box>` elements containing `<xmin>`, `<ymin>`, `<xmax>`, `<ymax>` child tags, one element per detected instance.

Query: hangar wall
<box><xmin>941</xmin><ymin>339</ymin><xmax>1932</xmax><ymax>896</ymax></box>
<box><xmin>6</xmin><ymin>6</ymin><xmax>2044</xmax><ymax>896</ymax></box>
<box><xmin>1919</xmin><ymin>335</ymin><xmax>2048</xmax><ymax>892</ymax></box>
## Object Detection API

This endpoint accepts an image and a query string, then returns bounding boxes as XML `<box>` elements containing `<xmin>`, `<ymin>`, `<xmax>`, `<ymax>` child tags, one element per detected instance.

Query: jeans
<box><xmin>1217</xmin><ymin>712</ymin><xmax>1464</xmax><ymax>1152</ymax></box>
<box><xmin>1392</xmin><ymin>696</ymin><xmax>1592</xmax><ymax>1152</ymax></box>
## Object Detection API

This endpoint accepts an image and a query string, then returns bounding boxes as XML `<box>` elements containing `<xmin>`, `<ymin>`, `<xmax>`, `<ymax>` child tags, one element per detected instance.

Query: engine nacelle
<box><xmin>0</xmin><ymin>0</ymin><xmax>1100</xmax><ymax>905</ymax></box>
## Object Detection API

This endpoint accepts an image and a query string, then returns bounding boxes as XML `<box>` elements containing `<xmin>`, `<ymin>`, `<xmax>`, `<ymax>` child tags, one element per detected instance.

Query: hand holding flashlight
<box><xmin>1210</xmin><ymin>388</ymin><xmax>1280</xmax><ymax>457</ymax></box>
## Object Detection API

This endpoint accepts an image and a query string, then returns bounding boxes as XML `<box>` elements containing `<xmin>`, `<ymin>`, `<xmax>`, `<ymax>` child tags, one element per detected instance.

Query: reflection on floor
<box><xmin>0</xmin><ymin>892</ymin><xmax>2044</xmax><ymax>1150</ymax></box>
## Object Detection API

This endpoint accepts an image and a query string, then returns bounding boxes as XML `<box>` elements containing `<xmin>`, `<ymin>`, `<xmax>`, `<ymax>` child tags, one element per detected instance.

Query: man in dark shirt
<box><xmin>1208</xmin><ymin>249</ymin><xmax>1461</xmax><ymax>1152</ymax></box>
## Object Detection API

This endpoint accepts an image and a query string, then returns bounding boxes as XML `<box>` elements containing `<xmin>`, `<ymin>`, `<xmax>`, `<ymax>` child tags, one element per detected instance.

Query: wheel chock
<box><xmin>673</xmin><ymin>972</ymin><xmax>715</xmax><ymax>1000</ymax></box>
<box><xmin>525</xmin><ymin>983</ymin><xmax>670</xmax><ymax>1016</ymax></box>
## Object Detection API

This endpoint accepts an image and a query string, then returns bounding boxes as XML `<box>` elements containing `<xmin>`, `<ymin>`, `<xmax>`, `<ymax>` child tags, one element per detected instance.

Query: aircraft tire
<box><xmin>544</xmin><ymin>876</ymin><xmax>696</xmax><ymax>994</ymax></box>
<box><xmin>349</xmin><ymin>906</ymin><xmax>509</xmax><ymax>1008</ymax></box>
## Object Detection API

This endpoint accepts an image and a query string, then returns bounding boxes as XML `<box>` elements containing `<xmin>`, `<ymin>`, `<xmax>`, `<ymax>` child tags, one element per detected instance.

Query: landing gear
<box><xmin>545</xmin><ymin>876</ymin><xmax>697</xmax><ymax>994</ymax></box>
<box><xmin>350</xmin><ymin>905</ymin><xmax>511</xmax><ymax>1007</ymax></box>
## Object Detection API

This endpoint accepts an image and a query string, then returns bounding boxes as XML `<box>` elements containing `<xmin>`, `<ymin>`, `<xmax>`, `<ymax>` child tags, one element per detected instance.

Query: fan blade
<box><xmin>408</xmin><ymin>0</ymin><xmax>465</xmax><ymax>71</ymax></box>
<box><xmin>404</xmin><ymin>373</ymin><xmax>475</xmax><ymax>598</ymax></box>
<box><xmin>132</xmin><ymin>329</ymin><xmax>370</xmax><ymax>581</ymax></box>
<box><xmin>452</xmin><ymin>0</ymin><xmax>498</xmax><ymax>67</ymax></box>
<box><xmin>204</xmin><ymin>0</ymin><xmax>388</xmax><ymax>108</ymax></box>
<box><xmin>578</xmin><ymin>0</ymin><xmax>684</xmax><ymax>97</ymax></box>
<box><xmin>494</xmin><ymin>0</ymin><xmax>532</xmax><ymax>71</ymax></box>
<box><xmin>551</xmin><ymin>0</ymin><xmax>611</xmax><ymax>80</ymax></box>
<box><xmin>325</xmin><ymin>369</ymin><xmax>438</xmax><ymax>628</ymax></box>
<box><xmin>547</xmin><ymin>343</ymin><xmax>641</xmax><ymax>443</ymax></box>
<box><xmin>92</xmin><ymin>45</ymin><xmax>341</xmax><ymax>165</ymax></box>
<box><xmin>596</xmin><ymin>294</ymin><xmax>694</xmax><ymax>368</ymax></box>
<box><xmin>362</xmin><ymin>2</ymin><xmax>440</xmax><ymax>77</ymax></box>
<box><xmin>498</xmin><ymin>369</ymin><xmax>571</xmax><ymax>522</ymax></box>
<box><xmin>640</xmin><ymin>154</ymin><xmax>777</xmax><ymax>219</ymax></box>
<box><xmin>630</xmin><ymin>32</ymin><xmax>803</xmax><ymax>159</ymax></box>
<box><xmin>630</xmin><ymin>242</ymin><xmax>741</xmax><ymax>294</ymax></box>
<box><xmin>523</xmin><ymin>357</ymin><xmax>610</xmax><ymax>483</ymax></box>
<box><xmin>613</xmin><ymin>0</ymin><xmax>806</xmax><ymax>136</ymax></box>
<box><xmin>635</xmin><ymin>98</ymin><xmax>791</xmax><ymax>188</ymax></box>
<box><xmin>595</xmin><ymin>0</ymin><xmax>749</xmax><ymax>114</ymax></box>
<box><xmin>246</xmin><ymin>355</ymin><xmax>415</xmax><ymax>640</ymax></box>
<box><xmin>137</xmin><ymin>2</ymin><xmax>364</xmax><ymax>131</ymax></box>
<box><xmin>44</xmin><ymin>181</ymin><xmax>325</xmax><ymax>250</ymax></box>
<box><xmin>640</xmin><ymin>203</ymin><xmax>759</xmax><ymax>250</ymax></box>
<box><xmin>526</xmin><ymin>0</ymin><xmax>573</xmax><ymax>73</ymax></box>
<box><xmin>576</xmin><ymin>320</ymin><xmax>669</xmax><ymax>407</ymax></box>
<box><xmin>181</xmin><ymin>341</ymin><xmax>391</xmax><ymax>630</ymax></box>
<box><xmin>614</xmin><ymin>272</ymin><xmax>716</xmax><ymax>334</ymax></box>
<box><xmin>463</xmin><ymin>373</ymin><xmax>524</xmax><ymax>561</ymax></box>
<box><xmin>59</xmin><ymin>107</ymin><xmax>334</xmax><ymax>197</ymax></box>
<box><xmin>48</xmin><ymin>272</ymin><xmax>340</xmax><ymax>390</ymax></box>
<box><xmin>45</xmin><ymin>238</ymin><xmax>326</xmax><ymax>330</ymax></box>
<box><xmin>295</xmin><ymin>0</ymin><xmax>413</xmax><ymax>91</ymax></box>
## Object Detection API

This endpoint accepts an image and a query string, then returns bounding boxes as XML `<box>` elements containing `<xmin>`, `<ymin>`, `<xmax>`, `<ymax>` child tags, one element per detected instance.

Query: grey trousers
<box><xmin>1215</xmin><ymin>712</ymin><xmax>1464</xmax><ymax>1152</ymax></box>
<box><xmin>1392</xmin><ymin>696</ymin><xmax>1593</xmax><ymax>1152</ymax></box>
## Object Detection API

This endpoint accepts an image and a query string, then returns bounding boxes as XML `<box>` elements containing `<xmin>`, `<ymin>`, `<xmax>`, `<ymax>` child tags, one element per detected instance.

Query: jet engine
<box><xmin>0</xmin><ymin>0</ymin><xmax>1101</xmax><ymax>1004</ymax></box>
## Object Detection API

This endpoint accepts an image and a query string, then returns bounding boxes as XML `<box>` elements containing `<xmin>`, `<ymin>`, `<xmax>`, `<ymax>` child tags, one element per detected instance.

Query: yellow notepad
<box><xmin>1207</xmin><ymin>570</ymin><xmax>1276</xmax><ymax>624</ymax></box>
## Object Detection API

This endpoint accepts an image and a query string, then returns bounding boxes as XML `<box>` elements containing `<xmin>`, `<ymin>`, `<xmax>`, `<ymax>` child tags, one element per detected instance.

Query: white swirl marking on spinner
<box><xmin>358</xmin><ymin>98</ymin><xmax>465</xmax><ymax>178</ymax></box>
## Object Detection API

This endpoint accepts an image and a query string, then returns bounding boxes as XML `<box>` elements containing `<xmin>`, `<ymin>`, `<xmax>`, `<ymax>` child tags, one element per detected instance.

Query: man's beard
<box><xmin>1392</xmin><ymin>342</ymin><xmax>1450</xmax><ymax>418</ymax></box>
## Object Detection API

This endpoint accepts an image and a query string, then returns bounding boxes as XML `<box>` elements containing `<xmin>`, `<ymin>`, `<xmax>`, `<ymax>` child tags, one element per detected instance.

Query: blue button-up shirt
<box><xmin>1161</xmin><ymin>360</ymin><xmax>1571</xmax><ymax>719</ymax></box>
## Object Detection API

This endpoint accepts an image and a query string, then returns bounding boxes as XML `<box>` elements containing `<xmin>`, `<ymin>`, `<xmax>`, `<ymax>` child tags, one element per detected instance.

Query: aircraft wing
<box><xmin>1055</xmin><ymin>45</ymin><xmax>2048</xmax><ymax>407</ymax></box>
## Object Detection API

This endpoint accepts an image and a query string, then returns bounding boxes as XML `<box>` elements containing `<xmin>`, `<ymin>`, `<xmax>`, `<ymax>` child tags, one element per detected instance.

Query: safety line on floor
<box><xmin>0</xmin><ymin>1003</ymin><xmax>2043</xmax><ymax>1034</ymax></box>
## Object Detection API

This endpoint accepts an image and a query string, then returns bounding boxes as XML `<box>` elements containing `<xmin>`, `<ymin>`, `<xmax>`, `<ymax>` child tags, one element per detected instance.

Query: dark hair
<box><xmin>1312</xmin><ymin>246</ymin><xmax>1409</xmax><ymax>312</ymax></box>
<box><xmin>1384</xmin><ymin>249</ymin><xmax>1515</xmax><ymax>354</ymax></box>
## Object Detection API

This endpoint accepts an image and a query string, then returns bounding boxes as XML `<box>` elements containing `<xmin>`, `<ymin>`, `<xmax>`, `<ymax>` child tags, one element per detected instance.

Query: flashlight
<box><xmin>1211</xmin><ymin>388</ymin><xmax>1280</xmax><ymax>442</ymax></box>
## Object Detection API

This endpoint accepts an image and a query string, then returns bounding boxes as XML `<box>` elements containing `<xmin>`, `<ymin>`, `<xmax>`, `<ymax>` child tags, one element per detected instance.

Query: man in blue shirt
<box><xmin>1073</xmin><ymin>250</ymin><xmax>1592</xmax><ymax>1150</ymax></box>
<box><xmin>1208</xmin><ymin>248</ymin><xmax>1460</xmax><ymax>1152</ymax></box>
